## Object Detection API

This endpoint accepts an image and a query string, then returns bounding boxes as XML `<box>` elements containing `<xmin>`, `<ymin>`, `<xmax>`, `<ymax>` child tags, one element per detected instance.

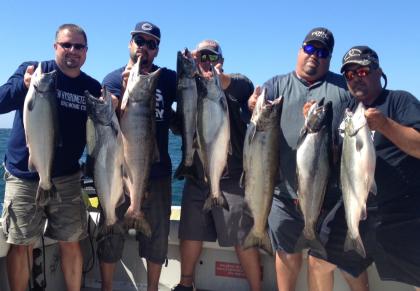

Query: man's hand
<box><xmin>24</xmin><ymin>65</ymin><xmax>35</xmax><ymax>89</ymax></box>
<box><xmin>248</xmin><ymin>86</ymin><xmax>262</xmax><ymax>111</ymax></box>
<box><xmin>302</xmin><ymin>100</ymin><xmax>316</xmax><ymax>117</ymax></box>
<box><xmin>365</xmin><ymin>107</ymin><xmax>387</xmax><ymax>131</ymax></box>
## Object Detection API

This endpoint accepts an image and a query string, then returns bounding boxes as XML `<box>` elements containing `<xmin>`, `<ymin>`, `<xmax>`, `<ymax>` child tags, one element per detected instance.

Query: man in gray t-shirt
<box><xmin>248</xmin><ymin>27</ymin><xmax>370</xmax><ymax>291</ymax></box>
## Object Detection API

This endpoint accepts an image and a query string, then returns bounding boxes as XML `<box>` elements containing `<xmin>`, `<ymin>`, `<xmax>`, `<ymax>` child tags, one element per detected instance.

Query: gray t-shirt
<box><xmin>263</xmin><ymin>71</ymin><xmax>351</xmax><ymax>199</ymax></box>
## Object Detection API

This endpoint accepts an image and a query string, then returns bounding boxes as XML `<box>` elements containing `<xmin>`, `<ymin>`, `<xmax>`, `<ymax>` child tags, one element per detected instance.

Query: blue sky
<box><xmin>1</xmin><ymin>0</ymin><xmax>419</xmax><ymax>128</ymax></box>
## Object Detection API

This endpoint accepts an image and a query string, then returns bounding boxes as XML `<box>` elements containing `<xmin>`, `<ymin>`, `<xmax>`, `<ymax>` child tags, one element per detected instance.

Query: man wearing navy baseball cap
<box><xmin>247</xmin><ymin>27</ymin><xmax>370</xmax><ymax>291</ymax></box>
<box><xmin>97</xmin><ymin>21</ymin><xmax>177</xmax><ymax>291</ymax></box>
<box><xmin>341</xmin><ymin>45</ymin><xmax>420</xmax><ymax>289</ymax></box>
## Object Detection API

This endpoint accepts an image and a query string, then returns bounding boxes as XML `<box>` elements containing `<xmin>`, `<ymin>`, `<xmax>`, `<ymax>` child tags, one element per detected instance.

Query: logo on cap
<box><xmin>343</xmin><ymin>48</ymin><xmax>362</xmax><ymax>62</ymax></box>
<box><xmin>311</xmin><ymin>30</ymin><xmax>329</xmax><ymax>40</ymax></box>
<box><xmin>142</xmin><ymin>23</ymin><xmax>153</xmax><ymax>31</ymax></box>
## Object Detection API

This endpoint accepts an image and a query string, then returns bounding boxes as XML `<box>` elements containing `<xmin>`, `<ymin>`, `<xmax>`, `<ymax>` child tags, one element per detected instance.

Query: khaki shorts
<box><xmin>1</xmin><ymin>170</ymin><xmax>87</xmax><ymax>245</ymax></box>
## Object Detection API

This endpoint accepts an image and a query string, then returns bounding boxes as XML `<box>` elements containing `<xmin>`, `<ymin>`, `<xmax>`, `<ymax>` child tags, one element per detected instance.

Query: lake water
<box><xmin>0</xmin><ymin>128</ymin><xmax>184</xmax><ymax>212</ymax></box>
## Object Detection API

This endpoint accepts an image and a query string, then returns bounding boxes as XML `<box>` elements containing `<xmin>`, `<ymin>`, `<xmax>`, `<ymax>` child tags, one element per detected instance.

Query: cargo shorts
<box><xmin>1</xmin><ymin>170</ymin><xmax>87</xmax><ymax>245</ymax></box>
<box><xmin>97</xmin><ymin>176</ymin><xmax>172</xmax><ymax>265</ymax></box>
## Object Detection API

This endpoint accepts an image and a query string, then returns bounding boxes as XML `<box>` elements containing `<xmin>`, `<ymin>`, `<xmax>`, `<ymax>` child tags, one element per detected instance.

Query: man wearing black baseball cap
<box><xmin>97</xmin><ymin>21</ymin><xmax>177</xmax><ymax>291</ymax></box>
<box><xmin>247</xmin><ymin>27</ymin><xmax>370</xmax><ymax>291</ymax></box>
<box><xmin>341</xmin><ymin>45</ymin><xmax>420</xmax><ymax>289</ymax></box>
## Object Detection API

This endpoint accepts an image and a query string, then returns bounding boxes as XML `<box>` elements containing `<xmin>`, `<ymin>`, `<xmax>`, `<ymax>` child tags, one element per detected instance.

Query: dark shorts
<box><xmin>361</xmin><ymin>195</ymin><xmax>420</xmax><ymax>287</ymax></box>
<box><xmin>268</xmin><ymin>196</ymin><xmax>371</xmax><ymax>277</ymax></box>
<box><xmin>97</xmin><ymin>176</ymin><xmax>171</xmax><ymax>264</ymax></box>
<box><xmin>309</xmin><ymin>200</ymin><xmax>372</xmax><ymax>277</ymax></box>
<box><xmin>178</xmin><ymin>177</ymin><xmax>253</xmax><ymax>247</ymax></box>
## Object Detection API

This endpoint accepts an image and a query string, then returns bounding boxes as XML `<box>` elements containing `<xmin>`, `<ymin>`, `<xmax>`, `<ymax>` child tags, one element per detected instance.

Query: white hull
<box><xmin>0</xmin><ymin>207</ymin><xmax>416</xmax><ymax>291</ymax></box>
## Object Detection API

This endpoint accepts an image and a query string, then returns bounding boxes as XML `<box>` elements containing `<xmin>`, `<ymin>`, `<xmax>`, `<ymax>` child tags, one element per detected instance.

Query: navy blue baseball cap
<box><xmin>130</xmin><ymin>21</ymin><xmax>161</xmax><ymax>41</ymax></box>
<box><xmin>303</xmin><ymin>27</ymin><xmax>335</xmax><ymax>53</ymax></box>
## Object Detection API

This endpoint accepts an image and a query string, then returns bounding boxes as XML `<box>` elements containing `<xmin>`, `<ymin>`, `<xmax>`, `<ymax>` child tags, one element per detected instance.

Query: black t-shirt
<box><xmin>348</xmin><ymin>89</ymin><xmax>420</xmax><ymax>204</ymax></box>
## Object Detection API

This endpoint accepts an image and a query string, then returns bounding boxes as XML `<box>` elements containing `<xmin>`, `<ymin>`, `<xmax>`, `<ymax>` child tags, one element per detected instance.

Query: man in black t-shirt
<box><xmin>97</xmin><ymin>21</ymin><xmax>177</xmax><ymax>291</ymax></box>
<box><xmin>172</xmin><ymin>40</ymin><xmax>262</xmax><ymax>291</ymax></box>
<box><xmin>341</xmin><ymin>45</ymin><xmax>420</xmax><ymax>289</ymax></box>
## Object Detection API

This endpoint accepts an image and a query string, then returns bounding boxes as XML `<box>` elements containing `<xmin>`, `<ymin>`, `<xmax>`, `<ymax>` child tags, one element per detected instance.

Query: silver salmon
<box><xmin>196</xmin><ymin>70</ymin><xmax>230</xmax><ymax>211</ymax></box>
<box><xmin>341</xmin><ymin>102</ymin><xmax>376</xmax><ymax>258</ymax></box>
<box><xmin>120</xmin><ymin>57</ymin><xmax>161</xmax><ymax>237</ymax></box>
<box><xmin>85</xmin><ymin>88</ymin><xmax>125</xmax><ymax>232</ymax></box>
<box><xmin>295</xmin><ymin>98</ymin><xmax>332</xmax><ymax>256</ymax></box>
<box><xmin>174</xmin><ymin>49</ymin><xmax>199</xmax><ymax>181</ymax></box>
<box><xmin>23</xmin><ymin>63</ymin><xmax>59</xmax><ymax>206</ymax></box>
<box><xmin>241</xmin><ymin>89</ymin><xmax>283</xmax><ymax>255</ymax></box>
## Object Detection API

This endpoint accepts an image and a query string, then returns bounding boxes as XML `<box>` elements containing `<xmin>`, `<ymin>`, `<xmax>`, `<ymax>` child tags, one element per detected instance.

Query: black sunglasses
<box><xmin>57</xmin><ymin>42</ymin><xmax>87</xmax><ymax>50</ymax></box>
<box><xmin>200</xmin><ymin>54</ymin><xmax>219</xmax><ymax>63</ymax></box>
<box><xmin>132</xmin><ymin>35</ymin><xmax>158</xmax><ymax>50</ymax></box>
<box><xmin>302</xmin><ymin>43</ymin><xmax>330</xmax><ymax>59</ymax></box>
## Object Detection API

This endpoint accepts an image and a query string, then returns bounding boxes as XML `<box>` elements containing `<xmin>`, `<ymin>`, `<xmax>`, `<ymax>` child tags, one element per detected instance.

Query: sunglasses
<box><xmin>343</xmin><ymin>67</ymin><xmax>371</xmax><ymax>81</ymax></box>
<box><xmin>132</xmin><ymin>35</ymin><xmax>158</xmax><ymax>50</ymax></box>
<box><xmin>57</xmin><ymin>42</ymin><xmax>87</xmax><ymax>50</ymax></box>
<box><xmin>302</xmin><ymin>43</ymin><xmax>330</xmax><ymax>59</ymax></box>
<box><xmin>200</xmin><ymin>54</ymin><xmax>219</xmax><ymax>63</ymax></box>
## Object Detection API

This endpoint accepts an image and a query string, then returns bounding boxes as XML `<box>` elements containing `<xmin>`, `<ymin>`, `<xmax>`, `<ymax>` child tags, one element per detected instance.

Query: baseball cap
<box><xmin>130</xmin><ymin>21</ymin><xmax>161</xmax><ymax>41</ymax></box>
<box><xmin>196</xmin><ymin>39</ymin><xmax>223</xmax><ymax>56</ymax></box>
<box><xmin>340</xmin><ymin>46</ymin><xmax>379</xmax><ymax>72</ymax></box>
<box><xmin>303</xmin><ymin>27</ymin><xmax>334</xmax><ymax>53</ymax></box>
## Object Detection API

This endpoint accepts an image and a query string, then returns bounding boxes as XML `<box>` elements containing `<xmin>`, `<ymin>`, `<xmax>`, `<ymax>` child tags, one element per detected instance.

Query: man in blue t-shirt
<box><xmin>97</xmin><ymin>21</ymin><xmax>176</xmax><ymax>291</ymax></box>
<box><xmin>340</xmin><ymin>46</ymin><xmax>420</xmax><ymax>289</ymax></box>
<box><xmin>0</xmin><ymin>24</ymin><xmax>101</xmax><ymax>291</ymax></box>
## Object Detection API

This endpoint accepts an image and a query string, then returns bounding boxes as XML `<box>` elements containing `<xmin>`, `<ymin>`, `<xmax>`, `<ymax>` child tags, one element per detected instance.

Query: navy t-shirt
<box><xmin>348</xmin><ymin>89</ymin><xmax>420</xmax><ymax>204</ymax></box>
<box><xmin>0</xmin><ymin>60</ymin><xmax>102</xmax><ymax>179</ymax></box>
<box><xmin>102</xmin><ymin>64</ymin><xmax>177</xmax><ymax>179</ymax></box>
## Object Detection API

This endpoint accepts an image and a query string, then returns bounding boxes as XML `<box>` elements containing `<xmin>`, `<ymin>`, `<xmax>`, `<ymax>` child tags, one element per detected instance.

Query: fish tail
<box><xmin>173</xmin><ymin>162</ymin><xmax>199</xmax><ymax>182</ymax></box>
<box><xmin>126</xmin><ymin>215</ymin><xmax>152</xmax><ymax>238</ymax></box>
<box><xmin>295</xmin><ymin>233</ymin><xmax>327</xmax><ymax>257</ymax></box>
<box><xmin>243</xmin><ymin>230</ymin><xmax>273</xmax><ymax>256</ymax></box>
<box><xmin>35</xmin><ymin>182</ymin><xmax>57</xmax><ymax>207</ymax></box>
<box><xmin>344</xmin><ymin>232</ymin><xmax>366</xmax><ymax>258</ymax></box>
<box><xmin>202</xmin><ymin>191</ymin><xmax>230</xmax><ymax>212</ymax></box>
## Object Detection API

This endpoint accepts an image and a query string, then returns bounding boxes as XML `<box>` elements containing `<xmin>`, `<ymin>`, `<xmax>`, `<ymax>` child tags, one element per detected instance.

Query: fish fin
<box><xmin>296</xmin><ymin>128</ymin><xmax>307</xmax><ymax>148</ymax></box>
<box><xmin>28</xmin><ymin>155</ymin><xmax>36</xmax><ymax>172</ymax></box>
<box><xmin>174</xmin><ymin>163</ymin><xmax>199</xmax><ymax>182</ymax></box>
<box><xmin>239</xmin><ymin>171</ymin><xmax>245</xmax><ymax>188</ymax></box>
<box><xmin>27</xmin><ymin>96</ymin><xmax>36</xmax><ymax>111</ymax></box>
<box><xmin>242</xmin><ymin>201</ymin><xmax>252</xmax><ymax>218</ymax></box>
<box><xmin>344</xmin><ymin>232</ymin><xmax>366</xmax><ymax>258</ymax></box>
<box><xmin>153</xmin><ymin>143</ymin><xmax>160</xmax><ymax>163</ymax></box>
<box><xmin>203</xmin><ymin>191</ymin><xmax>229</xmax><ymax>212</ymax></box>
<box><xmin>370</xmin><ymin>180</ymin><xmax>377</xmax><ymax>195</ymax></box>
<box><xmin>361</xmin><ymin>205</ymin><xmax>367</xmax><ymax>220</ymax></box>
<box><xmin>242</xmin><ymin>229</ymin><xmax>274</xmax><ymax>256</ymax></box>
<box><xmin>247</xmin><ymin>123</ymin><xmax>257</xmax><ymax>144</ymax></box>
<box><xmin>355</xmin><ymin>136</ymin><xmax>364</xmax><ymax>152</ymax></box>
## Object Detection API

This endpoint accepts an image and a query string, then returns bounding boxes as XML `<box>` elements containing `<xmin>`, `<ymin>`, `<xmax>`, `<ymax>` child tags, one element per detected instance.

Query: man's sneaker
<box><xmin>171</xmin><ymin>283</ymin><xmax>195</xmax><ymax>291</ymax></box>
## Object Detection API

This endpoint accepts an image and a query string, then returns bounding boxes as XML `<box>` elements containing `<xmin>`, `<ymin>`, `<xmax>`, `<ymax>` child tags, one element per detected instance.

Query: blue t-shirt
<box><xmin>102</xmin><ymin>64</ymin><xmax>177</xmax><ymax>179</ymax></box>
<box><xmin>0</xmin><ymin>60</ymin><xmax>101</xmax><ymax>179</ymax></box>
